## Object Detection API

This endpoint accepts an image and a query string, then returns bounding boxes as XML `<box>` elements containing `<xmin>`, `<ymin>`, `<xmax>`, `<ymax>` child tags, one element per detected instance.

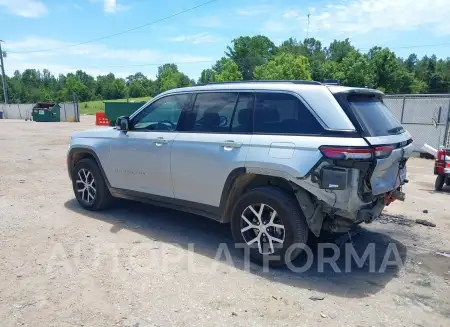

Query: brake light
<box><xmin>437</xmin><ymin>149</ymin><xmax>447</xmax><ymax>162</ymax></box>
<box><xmin>320</xmin><ymin>147</ymin><xmax>373</xmax><ymax>160</ymax></box>
<box><xmin>320</xmin><ymin>145</ymin><xmax>394</xmax><ymax>160</ymax></box>
<box><xmin>374</xmin><ymin>145</ymin><xmax>394</xmax><ymax>158</ymax></box>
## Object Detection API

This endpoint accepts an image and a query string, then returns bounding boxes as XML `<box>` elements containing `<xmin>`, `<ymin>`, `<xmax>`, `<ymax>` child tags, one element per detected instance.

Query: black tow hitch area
<box><xmin>319</xmin><ymin>167</ymin><xmax>351</xmax><ymax>190</ymax></box>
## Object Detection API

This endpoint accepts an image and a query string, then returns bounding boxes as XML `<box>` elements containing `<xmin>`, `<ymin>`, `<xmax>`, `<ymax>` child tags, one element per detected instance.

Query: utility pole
<box><xmin>0</xmin><ymin>40</ymin><xmax>8</xmax><ymax>104</ymax></box>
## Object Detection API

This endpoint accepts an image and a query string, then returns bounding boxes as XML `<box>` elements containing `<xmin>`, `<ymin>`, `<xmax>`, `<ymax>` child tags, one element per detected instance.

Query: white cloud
<box><xmin>0</xmin><ymin>0</ymin><xmax>47</xmax><ymax>18</ymax></box>
<box><xmin>282</xmin><ymin>9</ymin><xmax>301</xmax><ymax>19</ymax></box>
<box><xmin>292</xmin><ymin>0</ymin><xmax>450</xmax><ymax>36</ymax></box>
<box><xmin>103</xmin><ymin>0</ymin><xmax>129</xmax><ymax>13</ymax></box>
<box><xmin>168</xmin><ymin>33</ymin><xmax>220</xmax><ymax>44</ymax></box>
<box><xmin>3</xmin><ymin>37</ymin><xmax>213</xmax><ymax>77</ymax></box>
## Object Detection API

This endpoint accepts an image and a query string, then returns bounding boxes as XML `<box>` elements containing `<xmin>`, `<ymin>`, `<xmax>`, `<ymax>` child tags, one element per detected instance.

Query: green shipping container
<box><xmin>32</xmin><ymin>103</ymin><xmax>61</xmax><ymax>122</ymax></box>
<box><xmin>104</xmin><ymin>102</ymin><xmax>146</xmax><ymax>126</ymax></box>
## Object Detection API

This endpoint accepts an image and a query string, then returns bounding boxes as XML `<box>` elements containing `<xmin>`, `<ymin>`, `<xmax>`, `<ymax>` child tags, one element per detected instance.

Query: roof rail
<box><xmin>197</xmin><ymin>80</ymin><xmax>322</xmax><ymax>86</ymax></box>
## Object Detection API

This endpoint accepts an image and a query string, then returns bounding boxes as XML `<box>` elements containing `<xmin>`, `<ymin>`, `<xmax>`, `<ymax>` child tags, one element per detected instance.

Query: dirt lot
<box><xmin>0</xmin><ymin>116</ymin><xmax>449</xmax><ymax>327</ymax></box>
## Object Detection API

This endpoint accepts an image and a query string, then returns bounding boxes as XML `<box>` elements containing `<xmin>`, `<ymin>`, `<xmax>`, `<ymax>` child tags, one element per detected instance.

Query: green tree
<box><xmin>198</xmin><ymin>68</ymin><xmax>216</xmax><ymax>84</ymax></box>
<box><xmin>326</xmin><ymin>38</ymin><xmax>355</xmax><ymax>62</ymax></box>
<box><xmin>367</xmin><ymin>47</ymin><xmax>413</xmax><ymax>93</ymax></box>
<box><xmin>226</xmin><ymin>35</ymin><xmax>276</xmax><ymax>80</ymax></box>
<box><xmin>334</xmin><ymin>51</ymin><xmax>374</xmax><ymax>87</ymax></box>
<box><xmin>215</xmin><ymin>59</ymin><xmax>242</xmax><ymax>82</ymax></box>
<box><xmin>128</xmin><ymin>80</ymin><xmax>145</xmax><ymax>98</ymax></box>
<box><xmin>253</xmin><ymin>53</ymin><xmax>311</xmax><ymax>80</ymax></box>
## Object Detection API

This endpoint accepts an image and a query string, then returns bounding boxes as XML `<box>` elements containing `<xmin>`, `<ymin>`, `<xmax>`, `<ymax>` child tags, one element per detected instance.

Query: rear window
<box><xmin>347</xmin><ymin>95</ymin><xmax>404</xmax><ymax>137</ymax></box>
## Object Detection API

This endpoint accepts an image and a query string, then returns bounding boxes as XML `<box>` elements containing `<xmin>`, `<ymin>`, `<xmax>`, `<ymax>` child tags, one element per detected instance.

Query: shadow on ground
<box><xmin>65</xmin><ymin>199</ymin><xmax>407</xmax><ymax>299</ymax></box>
<box><xmin>416</xmin><ymin>181</ymin><xmax>450</xmax><ymax>194</ymax></box>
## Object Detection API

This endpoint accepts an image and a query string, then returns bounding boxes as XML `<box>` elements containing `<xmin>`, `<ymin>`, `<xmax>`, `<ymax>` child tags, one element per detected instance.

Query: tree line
<box><xmin>1</xmin><ymin>35</ymin><xmax>450</xmax><ymax>104</ymax></box>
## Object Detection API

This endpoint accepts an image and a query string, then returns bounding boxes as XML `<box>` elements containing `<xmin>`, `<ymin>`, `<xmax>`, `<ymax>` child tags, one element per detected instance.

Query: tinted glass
<box><xmin>231</xmin><ymin>93</ymin><xmax>254</xmax><ymax>133</ymax></box>
<box><xmin>132</xmin><ymin>94</ymin><xmax>190</xmax><ymax>131</ymax></box>
<box><xmin>254</xmin><ymin>93</ymin><xmax>323</xmax><ymax>135</ymax></box>
<box><xmin>184</xmin><ymin>92</ymin><xmax>238</xmax><ymax>132</ymax></box>
<box><xmin>347</xmin><ymin>95</ymin><xmax>404</xmax><ymax>137</ymax></box>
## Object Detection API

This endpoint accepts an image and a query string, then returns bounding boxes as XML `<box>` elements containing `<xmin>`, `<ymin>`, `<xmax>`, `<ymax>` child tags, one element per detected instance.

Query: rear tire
<box><xmin>435</xmin><ymin>174</ymin><xmax>445</xmax><ymax>191</ymax></box>
<box><xmin>72</xmin><ymin>158</ymin><xmax>113</xmax><ymax>210</ymax></box>
<box><xmin>231</xmin><ymin>187</ymin><xmax>309</xmax><ymax>267</ymax></box>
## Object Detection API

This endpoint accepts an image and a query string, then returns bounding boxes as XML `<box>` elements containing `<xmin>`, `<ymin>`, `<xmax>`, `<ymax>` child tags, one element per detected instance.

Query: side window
<box><xmin>231</xmin><ymin>93</ymin><xmax>254</xmax><ymax>133</ymax></box>
<box><xmin>132</xmin><ymin>94</ymin><xmax>191</xmax><ymax>131</ymax></box>
<box><xmin>254</xmin><ymin>93</ymin><xmax>323</xmax><ymax>135</ymax></box>
<box><xmin>183</xmin><ymin>92</ymin><xmax>238</xmax><ymax>133</ymax></box>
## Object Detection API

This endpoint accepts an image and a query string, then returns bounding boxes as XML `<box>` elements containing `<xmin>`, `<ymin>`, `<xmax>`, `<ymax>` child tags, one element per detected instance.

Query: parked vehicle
<box><xmin>434</xmin><ymin>148</ymin><xmax>450</xmax><ymax>190</ymax></box>
<box><xmin>67</xmin><ymin>81</ymin><xmax>413</xmax><ymax>266</ymax></box>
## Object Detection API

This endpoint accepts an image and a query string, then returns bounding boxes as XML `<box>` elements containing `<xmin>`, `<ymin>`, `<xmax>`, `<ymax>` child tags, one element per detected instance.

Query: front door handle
<box><xmin>152</xmin><ymin>137</ymin><xmax>169</xmax><ymax>146</ymax></box>
<box><xmin>220</xmin><ymin>140</ymin><xmax>242</xmax><ymax>148</ymax></box>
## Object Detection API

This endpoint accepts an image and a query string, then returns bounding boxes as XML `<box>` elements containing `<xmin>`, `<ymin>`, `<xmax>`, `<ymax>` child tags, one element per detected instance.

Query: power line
<box><xmin>359</xmin><ymin>42</ymin><xmax>450</xmax><ymax>52</ymax></box>
<box><xmin>5</xmin><ymin>0</ymin><xmax>220</xmax><ymax>54</ymax></box>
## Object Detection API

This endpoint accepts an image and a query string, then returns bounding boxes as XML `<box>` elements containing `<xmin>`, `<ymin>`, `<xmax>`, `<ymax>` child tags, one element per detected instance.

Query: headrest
<box><xmin>238</xmin><ymin>108</ymin><xmax>252</xmax><ymax>125</ymax></box>
<box><xmin>255</xmin><ymin>104</ymin><xmax>279</xmax><ymax>122</ymax></box>
<box><xmin>201</xmin><ymin>109</ymin><xmax>220</xmax><ymax>127</ymax></box>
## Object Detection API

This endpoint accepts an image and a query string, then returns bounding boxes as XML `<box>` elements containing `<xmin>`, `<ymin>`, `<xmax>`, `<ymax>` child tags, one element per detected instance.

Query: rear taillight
<box><xmin>438</xmin><ymin>149</ymin><xmax>447</xmax><ymax>161</ymax></box>
<box><xmin>373</xmin><ymin>145</ymin><xmax>395</xmax><ymax>158</ymax></box>
<box><xmin>320</xmin><ymin>145</ymin><xmax>394</xmax><ymax>161</ymax></box>
<box><xmin>320</xmin><ymin>147</ymin><xmax>373</xmax><ymax>160</ymax></box>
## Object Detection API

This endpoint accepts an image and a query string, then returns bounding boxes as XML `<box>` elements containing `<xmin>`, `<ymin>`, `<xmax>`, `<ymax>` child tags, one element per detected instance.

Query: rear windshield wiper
<box><xmin>387</xmin><ymin>126</ymin><xmax>404</xmax><ymax>134</ymax></box>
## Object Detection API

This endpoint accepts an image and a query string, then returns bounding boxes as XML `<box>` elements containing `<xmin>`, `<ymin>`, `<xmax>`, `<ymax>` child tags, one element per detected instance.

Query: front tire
<box><xmin>231</xmin><ymin>187</ymin><xmax>309</xmax><ymax>267</ymax></box>
<box><xmin>72</xmin><ymin>158</ymin><xmax>113</xmax><ymax>210</ymax></box>
<box><xmin>435</xmin><ymin>174</ymin><xmax>445</xmax><ymax>191</ymax></box>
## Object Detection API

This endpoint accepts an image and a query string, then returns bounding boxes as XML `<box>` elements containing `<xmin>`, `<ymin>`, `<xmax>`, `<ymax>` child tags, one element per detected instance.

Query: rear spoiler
<box><xmin>327</xmin><ymin>86</ymin><xmax>384</xmax><ymax>97</ymax></box>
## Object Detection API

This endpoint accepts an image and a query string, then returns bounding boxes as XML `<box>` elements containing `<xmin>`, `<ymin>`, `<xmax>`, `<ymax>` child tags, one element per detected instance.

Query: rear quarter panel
<box><xmin>245</xmin><ymin>135</ymin><xmax>369</xmax><ymax>179</ymax></box>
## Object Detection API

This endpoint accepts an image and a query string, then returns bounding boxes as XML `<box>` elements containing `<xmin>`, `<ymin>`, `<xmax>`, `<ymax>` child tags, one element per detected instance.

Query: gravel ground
<box><xmin>0</xmin><ymin>116</ymin><xmax>449</xmax><ymax>327</ymax></box>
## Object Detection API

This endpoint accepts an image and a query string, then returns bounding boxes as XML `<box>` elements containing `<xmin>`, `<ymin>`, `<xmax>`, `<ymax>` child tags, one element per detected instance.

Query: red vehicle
<box><xmin>434</xmin><ymin>148</ymin><xmax>450</xmax><ymax>190</ymax></box>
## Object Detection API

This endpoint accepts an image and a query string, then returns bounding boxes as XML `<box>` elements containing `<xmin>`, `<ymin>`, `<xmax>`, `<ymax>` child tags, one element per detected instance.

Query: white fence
<box><xmin>0</xmin><ymin>102</ymin><xmax>78</xmax><ymax>121</ymax></box>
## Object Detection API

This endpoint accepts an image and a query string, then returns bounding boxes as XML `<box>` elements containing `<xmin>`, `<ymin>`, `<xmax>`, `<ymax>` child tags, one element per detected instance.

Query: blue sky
<box><xmin>1</xmin><ymin>0</ymin><xmax>450</xmax><ymax>81</ymax></box>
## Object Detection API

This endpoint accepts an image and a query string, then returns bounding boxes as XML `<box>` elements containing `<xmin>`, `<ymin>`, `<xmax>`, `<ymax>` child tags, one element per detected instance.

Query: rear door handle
<box><xmin>220</xmin><ymin>140</ymin><xmax>242</xmax><ymax>148</ymax></box>
<box><xmin>152</xmin><ymin>137</ymin><xmax>169</xmax><ymax>146</ymax></box>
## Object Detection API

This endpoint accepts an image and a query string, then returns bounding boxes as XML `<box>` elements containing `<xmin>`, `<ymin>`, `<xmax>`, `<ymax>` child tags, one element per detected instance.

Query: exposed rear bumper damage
<box><xmin>292</xmin><ymin>144</ymin><xmax>411</xmax><ymax>236</ymax></box>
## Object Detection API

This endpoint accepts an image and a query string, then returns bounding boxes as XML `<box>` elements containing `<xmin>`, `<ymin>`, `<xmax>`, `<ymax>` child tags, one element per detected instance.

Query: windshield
<box><xmin>347</xmin><ymin>95</ymin><xmax>404</xmax><ymax>137</ymax></box>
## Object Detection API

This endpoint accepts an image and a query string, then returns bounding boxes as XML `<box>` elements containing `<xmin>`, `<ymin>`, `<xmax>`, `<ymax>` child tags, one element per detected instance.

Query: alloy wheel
<box><xmin>76</xmin><ymin>168</ymin><xmax>96</xmax><ymax>204</ymax></box>
<box><xmin>240</xmin><ymin>203</ymin><xmax>285</xmax><ymax>254</ymax></box>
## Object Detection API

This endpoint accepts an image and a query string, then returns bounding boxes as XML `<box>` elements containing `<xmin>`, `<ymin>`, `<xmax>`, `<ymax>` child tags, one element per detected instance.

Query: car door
<box><xmin>107</xmin><ymin>93</ymin><xmax>192</xmax><ymax>198</ymax></box>
<box><xmin>171</xmin><ymin>92</ymin><xmax>253</xmax><ymax>208</ymax></box>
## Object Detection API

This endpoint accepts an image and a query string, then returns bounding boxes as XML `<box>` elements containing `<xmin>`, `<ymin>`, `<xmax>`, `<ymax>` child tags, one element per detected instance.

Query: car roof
<box><xmin>160</xmin><ymin>81</ymin><xmax>383</xmax><ymax>96</ymax></box>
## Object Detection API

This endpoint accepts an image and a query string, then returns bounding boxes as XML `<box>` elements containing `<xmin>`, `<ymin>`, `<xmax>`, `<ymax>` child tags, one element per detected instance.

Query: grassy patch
<box><xmin>80</xmin><ymin>96</ymin><xmax>151</xmax><ymax>115</ymax></box>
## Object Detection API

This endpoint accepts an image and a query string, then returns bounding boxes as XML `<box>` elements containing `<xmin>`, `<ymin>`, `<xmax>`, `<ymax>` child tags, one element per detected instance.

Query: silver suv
<box><xmin>68</xmin><ymin>81</ymin><xmax>412</xmax><ymax>266</ymax></box>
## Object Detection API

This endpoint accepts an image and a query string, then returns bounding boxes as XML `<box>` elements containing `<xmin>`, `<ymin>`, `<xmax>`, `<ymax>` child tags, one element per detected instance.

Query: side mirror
<box><xmin>116</xmin><ymin>116</ymin><xmax>129</xmax><ymax>131</ymax></box>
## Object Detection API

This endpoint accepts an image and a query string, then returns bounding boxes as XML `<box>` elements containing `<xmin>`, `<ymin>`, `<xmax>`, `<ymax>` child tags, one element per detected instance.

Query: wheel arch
<box><xmin>68</xmin><ymin>147</ymin><xmax>111</xmax><ymax>187</ymax></box>
<box><xmin>219</xmin><ymin>168</ymin><xmax>299</xmax><ymax>223</ymax></box>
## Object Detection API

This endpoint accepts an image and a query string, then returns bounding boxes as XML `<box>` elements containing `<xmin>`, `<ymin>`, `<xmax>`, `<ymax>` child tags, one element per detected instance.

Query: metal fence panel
<box><xmin>383</xmin><ymin>97</ymin><xmax>404</xmax><ymax>121</ymax></box>
<box><xmin>385</xmin><ymin>94</ymin><xmax>450</xmax><ymax>151</ymax></box>
<box><xmin>403</xmin><ymin>124</ymin><xmax>447</xmax><ymax>152</ymax></box>
<box><xmin>402</xmin><ymin>96</ymin><xmax>450</xmax><ymax>124</ymax></box>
